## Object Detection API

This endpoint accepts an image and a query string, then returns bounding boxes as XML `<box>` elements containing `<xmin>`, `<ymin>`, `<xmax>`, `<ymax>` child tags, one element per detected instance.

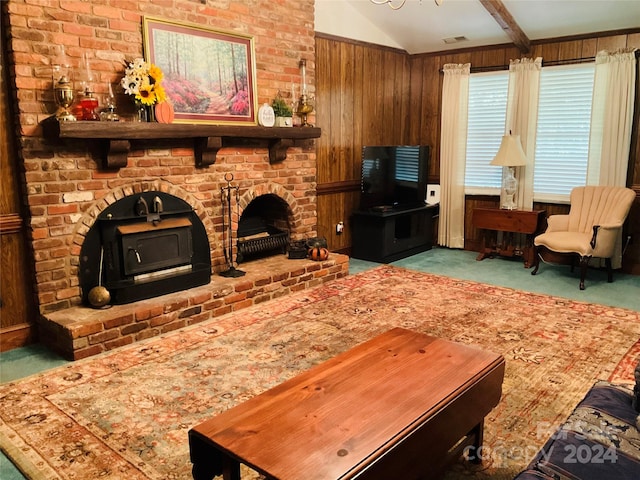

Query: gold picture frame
<box><xmin>143</xmin><ymin>16</ymin><xmax>258</xmax><ymax>125</ymax></box>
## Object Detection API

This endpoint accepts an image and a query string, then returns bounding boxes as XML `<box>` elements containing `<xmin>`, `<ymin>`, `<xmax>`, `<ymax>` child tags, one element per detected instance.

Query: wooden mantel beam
<box><xmin>479</xmin><ymin>0</ymin><xmax>531</xmax><ymax>54</ymax></box>
<box><xmin>43</xmin><ymin>120</ymin><xmax>321</xmax><ymax>170</ymax></box>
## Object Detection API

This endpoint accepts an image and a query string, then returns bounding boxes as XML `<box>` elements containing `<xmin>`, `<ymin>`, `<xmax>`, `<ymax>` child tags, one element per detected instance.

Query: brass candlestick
<box><xmin>296</xmin><ymin>59</ymin><xmax>314</xmax><ymax>127</ymax></box>
<box><xmin>54</xmin><ymin>74</ymin><xmax>77</xmax><ymax>122</ymax></box>
<box><xmin>296</xmin><ymin>93</ymin><xmax>314</xmax><ymax>127</ymax></box>
<box><xmin>52</xmin><ymin>46</ymin><xmax>76</xmax><ymax>122</ymax></box>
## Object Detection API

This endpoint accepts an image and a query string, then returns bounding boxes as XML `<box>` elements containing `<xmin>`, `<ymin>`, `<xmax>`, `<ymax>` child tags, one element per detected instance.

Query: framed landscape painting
<box><xmin>143</xmin><ymin>17</ymin><xmax>257</xmax><ymax>125</ymax></box>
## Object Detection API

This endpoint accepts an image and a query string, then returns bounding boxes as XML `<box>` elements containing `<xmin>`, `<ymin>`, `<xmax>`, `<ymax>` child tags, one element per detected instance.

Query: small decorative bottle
<box><xmin>77</xmin><ymin>53</ymin><xmax>99</xmax><ymax>121</ymax></box>
<box><xmin>99</xmin><ymin>83</ymin><xmax>120</xmax><ymax>122</ymax></box>
<box><xmin>80</xmin><ymin>88</ymin><xmax>100</xmax><ymax>121</ymax></box>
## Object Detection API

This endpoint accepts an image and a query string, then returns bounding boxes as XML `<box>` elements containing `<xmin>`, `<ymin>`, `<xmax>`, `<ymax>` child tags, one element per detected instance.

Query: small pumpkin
<box><xmin>308</xmin><ymin>247</ymin><xmax>329</xmax><ymax>261</ymax></box>
<box><xmin>155</xmin><ymin>101</ymin><xmax>175</xmax><ymax>124</ymax></box>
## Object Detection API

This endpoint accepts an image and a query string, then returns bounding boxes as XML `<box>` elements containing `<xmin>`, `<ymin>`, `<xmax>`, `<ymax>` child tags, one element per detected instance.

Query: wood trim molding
<box><xmin>412</xmin><ymin>28</ymin><xmax>640</xmax><ymax>59</ymax></box>
<box><xmin>531</xmin><ymin>27</ymin><xmax>640</xmax><ymax>46</ymax></box>
<box><xmin>0</xmin><ymin>214</ymin><xmax>23</xmax><ymax>234</ymax></box>
<box><xmin>315</xmin><ymin>32</ymin><xmax>408</xmax><ymax>55</ymax></box>
<box><xmin>317</xmin><ymin>180</ymin><xmax>360</xmax><ymax>196</ymax></box>
<box><xmin>0</xmin><ymin>324</ymin><xmax>36</xmax><ymax>352</ymax></box>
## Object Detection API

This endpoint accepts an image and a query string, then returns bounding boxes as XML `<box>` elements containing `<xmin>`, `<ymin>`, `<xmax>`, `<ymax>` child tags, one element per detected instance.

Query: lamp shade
<box><xmin>490</xmin><ymin>134</ymin><xmax>528</xmax><ymax>167</ymax></box>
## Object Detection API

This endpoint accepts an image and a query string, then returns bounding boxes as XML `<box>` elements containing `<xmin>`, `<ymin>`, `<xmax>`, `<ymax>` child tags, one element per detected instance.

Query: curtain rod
<box><xmin>468</xmin><ymin>56</ymin><xmax>594</xmax><ymax>74</ymax></box>
<box><xmin>453</xmin><ymin>49</ymin><xmax>640</xmax><ymax>74</ymax></box>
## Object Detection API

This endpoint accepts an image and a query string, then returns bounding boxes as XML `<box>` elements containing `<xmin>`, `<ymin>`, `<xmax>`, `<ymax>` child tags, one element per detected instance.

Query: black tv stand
<box><xmin>351</xmin><ymin>204</ymin><xmax>438</xmax><ymax>263</ymax></box>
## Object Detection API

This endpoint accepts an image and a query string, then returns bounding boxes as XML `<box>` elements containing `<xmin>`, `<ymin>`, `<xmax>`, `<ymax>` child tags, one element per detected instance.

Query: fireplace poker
<box><xmin>220</xmin><ymin>172</ymin><xmax>245</xmax><ymax>278</ymax></box>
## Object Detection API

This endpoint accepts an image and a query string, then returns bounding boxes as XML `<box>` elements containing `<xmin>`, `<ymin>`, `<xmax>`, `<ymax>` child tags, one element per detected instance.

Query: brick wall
<box><xmin>5</xmin><ymin>0</ymin><xmax>318</xmax><ymax>314</ymax></box>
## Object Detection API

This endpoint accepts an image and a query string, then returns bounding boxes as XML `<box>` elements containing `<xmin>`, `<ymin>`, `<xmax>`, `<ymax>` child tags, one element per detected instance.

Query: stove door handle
<box><xmin>153</xmin><ymin>196</ymin><xmax>163</xmax><ymax>214</ymax></box>
<box><xmin>128</xmin><ymin>247</ymin><xmax>142</xmax><ymax>263</ymax></box>
<box><xmin>136</xmin><ymin>197</ymin><xmax>149</xmax><ymax>216</ymax></box>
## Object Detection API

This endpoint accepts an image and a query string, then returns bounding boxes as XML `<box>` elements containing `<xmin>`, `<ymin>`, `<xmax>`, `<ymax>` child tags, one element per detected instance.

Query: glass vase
<box><xmin>134</xmin><ymin>102</ymin><xmax>155</xmax><ymax>122</ymax></box>
<box><xmin>135</xmin><ymin>102</ymin><xmax>148</xmax><ymax>122</ymax></box>
<box><xmin>147</xmin><ymin>104</ymin><xmax>155</xmax><ymax>122</ymax></box>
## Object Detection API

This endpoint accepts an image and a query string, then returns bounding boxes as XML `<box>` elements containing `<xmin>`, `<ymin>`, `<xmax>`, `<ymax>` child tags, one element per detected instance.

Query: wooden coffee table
<box><xmin>189</xmin><ymin>328</ymin><xmax>505</xmax><ymax>480</ymax></box>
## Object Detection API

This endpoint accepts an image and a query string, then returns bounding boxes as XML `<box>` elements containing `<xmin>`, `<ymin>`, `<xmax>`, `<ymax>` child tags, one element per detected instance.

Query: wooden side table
<box><xmin>472</xmin><ymin>208</ymin><xmax>546</xmax><ymax>268</ymax></box>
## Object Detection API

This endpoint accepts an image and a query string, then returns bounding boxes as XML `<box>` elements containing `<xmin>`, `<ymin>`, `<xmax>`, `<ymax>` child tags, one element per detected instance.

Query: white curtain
<box><xmin>505</xmin><ymin>57</ymin><xmax>542</xmax><ymax>210</ymax></box>
<box><xmin>587</xmin><ymin>48</ymin><xmax>637</xmax><ymax>268</ymax></box>
<box><xmin>588</xmin><ymin>48</ymin><xmax>637</xmax><ymax>187</ymax></box>
<box><xmin>438</xmin><ymin>63</ymin><xmax>470</xmax><ymax>248</ymax></box>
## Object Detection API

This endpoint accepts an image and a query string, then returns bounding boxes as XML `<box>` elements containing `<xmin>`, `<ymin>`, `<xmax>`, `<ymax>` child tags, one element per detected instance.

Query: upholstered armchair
<box><xmin>531</xmin><ymin>186</ymin><xmax>635</xmax><ymax>290</ymax></box>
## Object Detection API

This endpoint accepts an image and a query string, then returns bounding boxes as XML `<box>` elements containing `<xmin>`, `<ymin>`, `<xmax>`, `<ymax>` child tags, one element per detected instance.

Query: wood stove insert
<box><xmin>79</xmin><ymin>192</ymin><xmax>211</xmax><ymax>305</ymax></box>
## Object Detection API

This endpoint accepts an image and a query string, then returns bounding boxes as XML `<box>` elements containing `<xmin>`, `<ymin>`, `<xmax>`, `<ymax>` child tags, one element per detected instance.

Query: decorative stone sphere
<box><xmin>88</xmin><ymin>286</ymin><xmax>111</xmax><ymax>308</ymax></box>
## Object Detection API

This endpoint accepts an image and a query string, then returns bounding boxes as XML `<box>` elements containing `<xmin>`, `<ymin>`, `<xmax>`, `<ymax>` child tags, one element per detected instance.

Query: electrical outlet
<box><xmin>426</xmin><ymin>184</ymin><xmax>440</xmax><ymax>205</ymax></box>
<box><xmin>336</xmin><ymin>221</ymin><xmax>344</xmax><ymax>235</ymax></box>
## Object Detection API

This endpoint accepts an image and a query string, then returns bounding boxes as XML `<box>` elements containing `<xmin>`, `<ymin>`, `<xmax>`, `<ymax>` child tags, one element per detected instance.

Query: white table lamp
<box><xmin>490</xmin><ymin>134</ymin><xmax>528</xmax><ymax>210</ymax></box>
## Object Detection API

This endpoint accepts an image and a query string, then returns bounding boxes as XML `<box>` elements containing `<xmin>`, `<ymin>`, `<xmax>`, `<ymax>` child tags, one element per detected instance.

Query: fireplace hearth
<box><xmin>79</xmin><ymin>191</ymin><xmax>211</xmax><ymax>305</ymax></box>
<box><xmin>41</xmin><ymin>253</ymin><xmax>350</xmax><ymax>360</ymax></box>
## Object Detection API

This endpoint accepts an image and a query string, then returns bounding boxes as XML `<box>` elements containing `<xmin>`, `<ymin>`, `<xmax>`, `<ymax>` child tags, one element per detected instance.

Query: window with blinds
<box><xmin>533</xmin><ymin>64</ymin><xmax>595</xmax><ymax>202</ymax></box>
<box><xmin>464</xmin><ymin>63</ymin><xmax>596</xmax><ymax>201</ymax></box>
<box><xmin>464</xmin><ymin>72</ymin><xmax>508</xmax><ymax>192</ymax></box>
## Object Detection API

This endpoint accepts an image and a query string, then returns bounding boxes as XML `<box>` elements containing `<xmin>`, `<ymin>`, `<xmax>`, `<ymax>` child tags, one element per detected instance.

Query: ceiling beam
<box><xmin>479</xmin><ymin>0</ymin><xmax>531</xmax><ymax>54</ymax></box>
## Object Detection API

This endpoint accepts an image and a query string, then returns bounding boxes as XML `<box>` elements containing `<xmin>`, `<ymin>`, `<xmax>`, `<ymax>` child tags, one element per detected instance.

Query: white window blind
<box><xmin>465</xmin><ymin>72</ymin><xmax>508</xmax><ymax>191</ymax></box>
<box><xmin>464</xmin><ymin>64</ymin><xmax>596</xmax><ymax>200</ymax></box>
<box><xmin>533</xmin><ymin>64</ymin><xmax>595</xmax><ymax>202</ymax></box>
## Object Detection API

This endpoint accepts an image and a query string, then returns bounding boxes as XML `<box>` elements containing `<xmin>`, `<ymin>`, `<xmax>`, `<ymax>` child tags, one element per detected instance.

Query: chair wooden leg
<box><xmin>579</xmin><ymin>256</ymin><xmax>591</xmax><ymax>290</ymax></box>
<box><xmin>605</xmin><ymin>257</ymin><xmax>613</xmax><ymax>283</ymax></box>
<box><xmin>531</xmin><ymin>246</ymin><xmax>541</xmax><ymax>275</ymax></box>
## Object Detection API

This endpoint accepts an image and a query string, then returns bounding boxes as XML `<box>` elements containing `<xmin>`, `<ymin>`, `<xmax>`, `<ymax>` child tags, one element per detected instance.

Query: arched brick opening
<box><xmin>234</xmin><ymin>183</ymin><xmax>302</xmax><ymax>262</ymax></box>
<box><xmin>72</xmin><ymin>180</ymin><xmax>217</xmax><ymax>305</ymax></box>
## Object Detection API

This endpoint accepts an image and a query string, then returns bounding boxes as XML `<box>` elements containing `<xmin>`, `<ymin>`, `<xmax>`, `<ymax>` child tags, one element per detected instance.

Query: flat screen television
<box><xmin>360</xmin><ymin>145</ymin><xmax>430</xmax><ymax>210</ymax></box>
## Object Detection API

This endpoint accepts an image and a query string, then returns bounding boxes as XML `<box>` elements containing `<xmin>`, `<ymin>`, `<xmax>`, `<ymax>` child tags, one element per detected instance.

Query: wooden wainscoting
<box><xmin>1</xmin><ymin>41</ymin><xmax>38</xmax><ymax>350</ymax></box>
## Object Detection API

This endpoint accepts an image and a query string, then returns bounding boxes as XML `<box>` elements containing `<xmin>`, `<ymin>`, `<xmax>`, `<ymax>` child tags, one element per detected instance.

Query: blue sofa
<box><xmin>514</xmin><ymin>378</ymin><xmax>640</xmax><ymax>480</ymax></box>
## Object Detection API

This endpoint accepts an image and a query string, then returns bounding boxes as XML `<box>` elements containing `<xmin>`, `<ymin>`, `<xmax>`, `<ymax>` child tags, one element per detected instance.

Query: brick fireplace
<box><xmin>30</xmin><ymin>139</ymin><xmax>354</xmax><ymax>360</ymax></box>
<box><xmin>31</xmin><ymin>165</ymin><xmax>349</xmax><ymax>360</ymax></box>
<box><xmin>4</xmin><ymin>0</ymin><xmax>351</xmax><ymax>359</ymax></box>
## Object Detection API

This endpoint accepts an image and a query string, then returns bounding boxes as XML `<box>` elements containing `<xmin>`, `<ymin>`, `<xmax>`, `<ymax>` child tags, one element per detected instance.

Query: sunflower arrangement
<box><xmin>120</xmin><ymin>58</ymin><xmax>167</xmax><ymax>106</ymax></box>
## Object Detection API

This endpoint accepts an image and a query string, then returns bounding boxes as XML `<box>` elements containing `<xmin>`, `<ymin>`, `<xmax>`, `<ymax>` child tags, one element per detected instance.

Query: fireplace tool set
<box><xmin>220</xmin><ymin>173</ymin><xmax>246</xmax><ymax>278</ymax></box>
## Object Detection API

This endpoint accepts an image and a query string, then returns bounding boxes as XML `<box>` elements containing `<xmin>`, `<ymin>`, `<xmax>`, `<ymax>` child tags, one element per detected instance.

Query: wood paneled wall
<box><xmin>315</xmin><ymin>37</ymin><xmax>413</xmax><ymax>251</ymax></box>
<box><xmin>315</xmin><ymin>30</ymin><xmax>640</xmax><ymax>274</ymax></box>
<box><xmin>1</xmin><ymin>31</ymin><xmax>38</xmax><ymax>349</ymax></box>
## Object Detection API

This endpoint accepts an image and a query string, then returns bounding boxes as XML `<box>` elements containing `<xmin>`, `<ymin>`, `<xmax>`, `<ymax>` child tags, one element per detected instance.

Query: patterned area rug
<box><xmin>1</xmin><ymin>266</ymin><xmax>639</xmax><ymax>480</ymax></box>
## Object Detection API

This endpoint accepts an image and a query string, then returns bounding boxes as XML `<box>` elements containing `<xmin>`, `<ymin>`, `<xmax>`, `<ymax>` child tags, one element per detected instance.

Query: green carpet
<box><xmin>352</xmin><ymin>247</ymin><xmax>640</xmax><ymax>311</ymax></box>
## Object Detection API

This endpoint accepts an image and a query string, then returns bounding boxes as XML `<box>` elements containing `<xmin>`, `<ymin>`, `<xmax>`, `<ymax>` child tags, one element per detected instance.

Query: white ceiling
<box><xmin>315</xmin><ymin>0</ymin><xmax>640</xmax><ymax>54</ymax></box>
